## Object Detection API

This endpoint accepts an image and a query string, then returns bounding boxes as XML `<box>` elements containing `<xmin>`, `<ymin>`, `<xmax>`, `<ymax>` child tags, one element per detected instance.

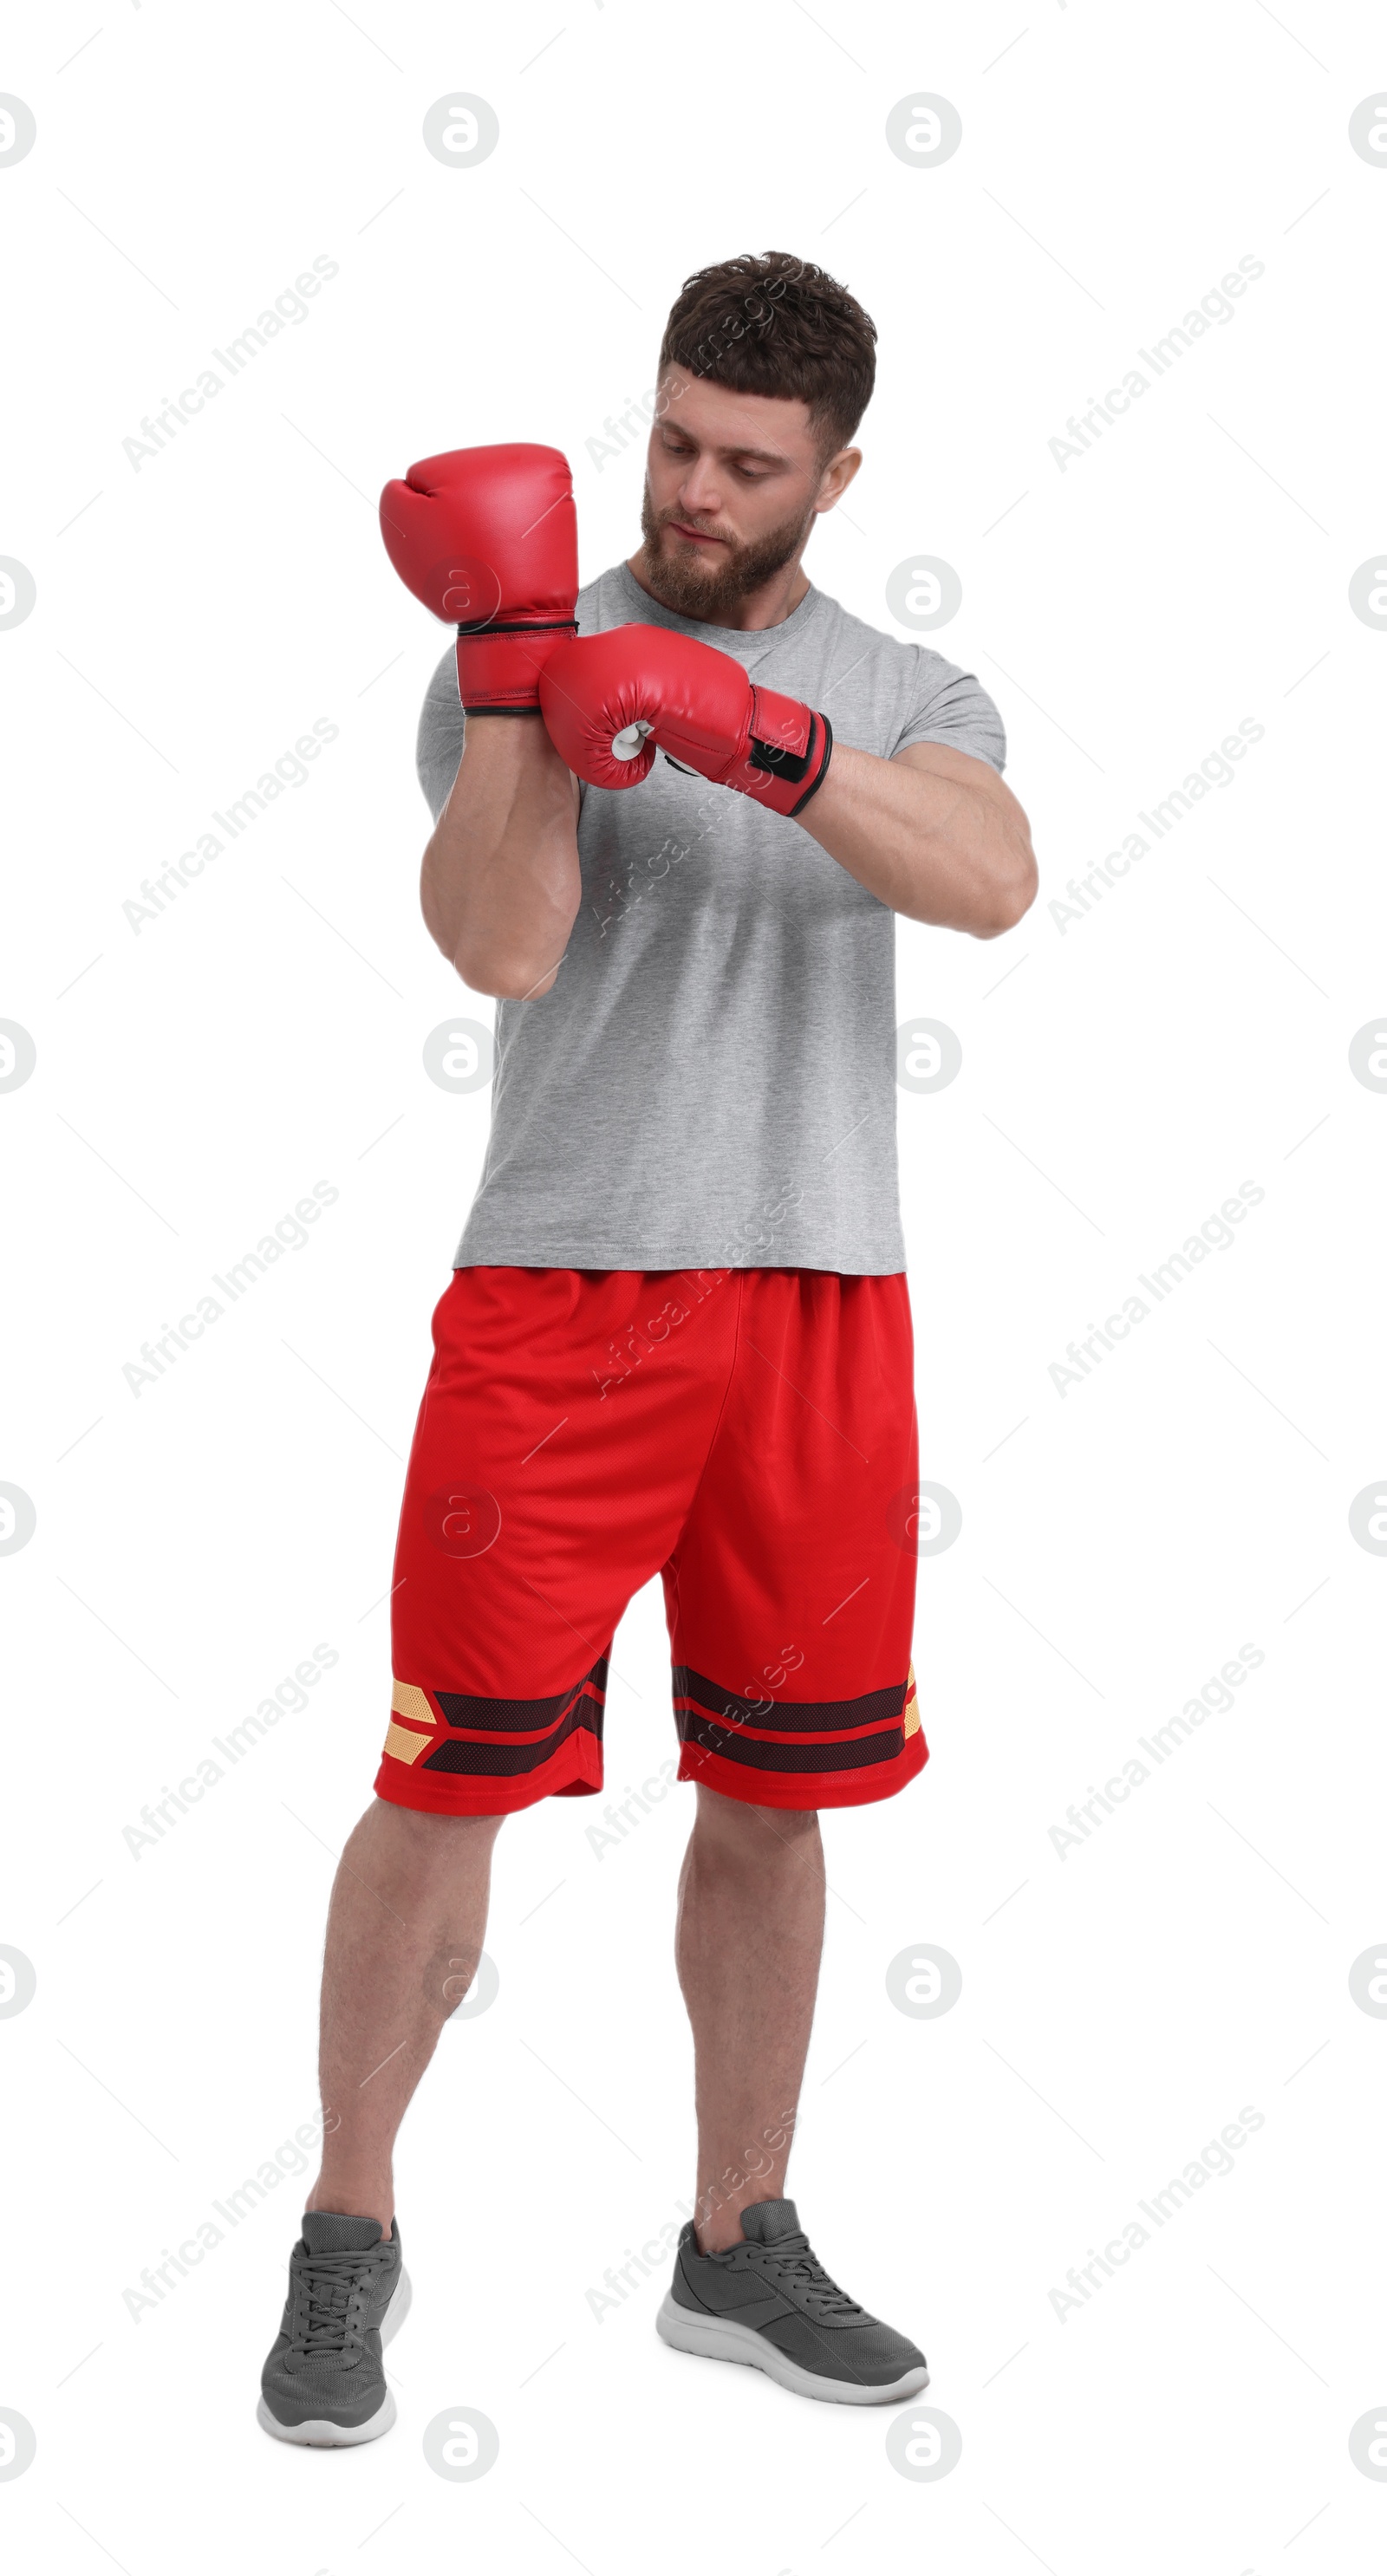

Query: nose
<box><xmin>675</xmin><ymin>461</ymin><xmax>723</xmax><ymax>522</ymax></box>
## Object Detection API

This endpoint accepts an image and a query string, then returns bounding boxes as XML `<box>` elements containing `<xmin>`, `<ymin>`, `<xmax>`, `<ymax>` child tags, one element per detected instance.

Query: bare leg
<box><xmin>674</xmin><ymin>1786</ymin><xmax>825</xmax><ymax>2251</ymax></box>
<box><xmin>306</xmin><ymin>1801</ymin><xmax>504</xmax><ymax>2229</ymax></box>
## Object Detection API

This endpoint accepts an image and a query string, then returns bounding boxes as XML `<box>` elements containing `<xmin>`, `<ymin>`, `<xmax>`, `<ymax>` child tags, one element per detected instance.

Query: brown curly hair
<box><xmin>658</xmin><ymin>250</ymin><xmax>877</xmax><ymax>457</ymax></box>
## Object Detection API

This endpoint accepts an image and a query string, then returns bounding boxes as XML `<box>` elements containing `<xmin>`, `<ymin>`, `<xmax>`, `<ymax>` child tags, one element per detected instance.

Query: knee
<box><xmin>372</xmin><ymin>1798</ymin><xmax>504</xmax><ymax>1838</ymax></box>
<box><xmin>359</xmin><ymin>1799</ymin><xmax>505</xmax><ymax>1879</ymax></box>
<box><xmin>694</xmin><ymin>1789</ymin><xmax>820</xmax><ymax>1855</ymax></box>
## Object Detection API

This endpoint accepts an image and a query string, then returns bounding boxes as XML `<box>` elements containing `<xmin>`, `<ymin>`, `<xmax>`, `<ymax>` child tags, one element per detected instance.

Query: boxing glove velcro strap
<box><xmin>748</xmin><ymin>733</ymin><xmax>812</xmax><ymax>784</ymax></box>
<box><xmin>745</xmin><ymin>693</ymin><xmax>833</xmax><ymax>816</ymax></box>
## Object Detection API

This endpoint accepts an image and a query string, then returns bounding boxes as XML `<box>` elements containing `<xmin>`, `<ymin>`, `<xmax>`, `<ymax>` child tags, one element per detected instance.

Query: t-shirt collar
<box><xmin>612</xmin><ymin>559</ymin><xmax>826</xmax><ymax>667</ymax></box>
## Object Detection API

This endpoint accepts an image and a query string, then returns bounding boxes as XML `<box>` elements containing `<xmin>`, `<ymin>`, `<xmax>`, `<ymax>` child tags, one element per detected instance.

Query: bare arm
<box><xmin>796</xmin><ymin>738</ymin><xmax>1038</xmax><ymax>938</ymax></box>
<box><xmin>420</xmin><ymin>713</ymin><xmax>583</xmax><ymax>999</ymax></box>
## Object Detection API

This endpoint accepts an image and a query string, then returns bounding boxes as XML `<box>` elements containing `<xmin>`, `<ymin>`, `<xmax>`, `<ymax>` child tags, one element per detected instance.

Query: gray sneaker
<box><xmin>655</xmin><ymin>2197</ymin><xmax>928</xmax><ymax>2405</ymax></box>
<box><xmin>258</xmin><ymin>2211</ymin><xmax>412</xmax><ymax>2445</ymax></box>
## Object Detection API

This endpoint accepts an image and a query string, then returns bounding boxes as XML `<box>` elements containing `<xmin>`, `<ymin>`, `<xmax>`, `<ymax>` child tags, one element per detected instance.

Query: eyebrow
<box><xmin>659</xmin><ymin>426</ymin><xmax>788</xmax><ymax>467</ymax></box>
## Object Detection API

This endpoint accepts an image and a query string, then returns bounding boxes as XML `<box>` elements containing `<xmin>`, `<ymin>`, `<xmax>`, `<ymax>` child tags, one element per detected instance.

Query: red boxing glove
<box><xmin>379</xmin><ymin>444</ymin><xmax>578</xmax><ymax>712</ymax></box>
<box><xmin>538</xmin><ymin>624</ymin><xmax>832</xmax><ymax>817</ymax></box>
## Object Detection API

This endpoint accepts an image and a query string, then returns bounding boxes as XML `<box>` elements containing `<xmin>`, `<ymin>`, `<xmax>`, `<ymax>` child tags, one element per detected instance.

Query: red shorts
<box><xmin>375</xmin><ymin>1265</ymin><xmax>925</xmax><ymax>1817</ymax></box>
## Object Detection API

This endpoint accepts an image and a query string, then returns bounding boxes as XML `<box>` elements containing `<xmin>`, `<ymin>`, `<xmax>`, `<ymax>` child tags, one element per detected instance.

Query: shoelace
<box><xmin>746</xmin><ymin>2231</ymin><xmax>865</xmax><ymax>2317</ymax></box>
<box><xmin>292</xmin><ymin>2244</ymin><xmax>388</xmax><ymax>2356</ymax></box>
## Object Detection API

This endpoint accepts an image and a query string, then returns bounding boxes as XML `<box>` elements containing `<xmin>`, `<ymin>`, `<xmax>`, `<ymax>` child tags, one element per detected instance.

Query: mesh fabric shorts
<box><xmin>375</xmin><ymin>1265</ymin><xmax>925</xmax><ymax>1816</ymax></box>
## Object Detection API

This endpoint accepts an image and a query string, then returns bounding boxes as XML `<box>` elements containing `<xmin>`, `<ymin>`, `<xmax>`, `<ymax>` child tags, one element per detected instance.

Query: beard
<box><xmin>637</xmin><ymin>481</ymin><xmax>817</xmax><ymax>621</ymax></box>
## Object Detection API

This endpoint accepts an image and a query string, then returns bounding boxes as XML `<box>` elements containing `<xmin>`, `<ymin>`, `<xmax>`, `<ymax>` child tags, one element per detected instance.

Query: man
<box><xmin>258</xmin><ymin>250</ymin><xmax>1036</xmax><ymax>2444</ymax></box>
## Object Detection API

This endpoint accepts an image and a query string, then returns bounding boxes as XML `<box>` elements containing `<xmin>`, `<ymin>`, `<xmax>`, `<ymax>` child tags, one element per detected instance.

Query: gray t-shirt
<box><xmin>417</xmin><ymin>560</ymin><xmax>1006</xmax><ymax>1273</ymax></box>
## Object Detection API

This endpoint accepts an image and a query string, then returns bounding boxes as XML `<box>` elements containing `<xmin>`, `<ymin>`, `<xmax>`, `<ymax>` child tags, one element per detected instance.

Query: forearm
<box><xmin>796</xmin><ymin>740</ymin><xmax>1037</xmax><ymax>938</ymax></box>
<box><xmin>421</xmin><ymin>714</ymin><xmax>581</xmax><ymax>999</ymax></box>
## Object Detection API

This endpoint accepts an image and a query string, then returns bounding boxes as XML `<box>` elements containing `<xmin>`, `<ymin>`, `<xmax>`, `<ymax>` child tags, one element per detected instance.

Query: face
<box><xmin>638</xmin><ymin>366</ymin><xmax>859</xmax><ymax>619</ymax></box>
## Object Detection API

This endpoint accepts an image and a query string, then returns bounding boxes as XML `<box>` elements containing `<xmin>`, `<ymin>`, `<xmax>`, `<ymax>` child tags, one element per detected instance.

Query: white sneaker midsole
<box><xmin>654</xmin><ymin>2288</ymin><xmax>928</xmax><ymax>2407</ymax></box>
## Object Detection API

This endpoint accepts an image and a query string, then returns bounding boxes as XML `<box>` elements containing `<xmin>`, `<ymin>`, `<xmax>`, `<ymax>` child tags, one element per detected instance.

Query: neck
<box><xmin>626</xmin><ymin>548</ymin><xmax>811</xmax><ymax>633</ymax></box>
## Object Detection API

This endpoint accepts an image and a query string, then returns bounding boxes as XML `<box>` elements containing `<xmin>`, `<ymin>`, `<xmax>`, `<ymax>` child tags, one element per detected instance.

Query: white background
<box><xmin>3</xmin><ymin>2</ymin><xmax>1386</xmax><ymax>2570</ymax></box>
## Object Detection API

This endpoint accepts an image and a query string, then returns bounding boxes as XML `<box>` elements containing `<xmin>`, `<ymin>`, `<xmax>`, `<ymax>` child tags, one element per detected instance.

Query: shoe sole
<box><xmin>654</xmin><ymin>2289</ymin><xmax>929</xmax><ymax>2407</ymax></box>
<box><xmin>257</xmin><ymin>2267</ymin><xmax>413</xmax><ymax>2447</ymax></box>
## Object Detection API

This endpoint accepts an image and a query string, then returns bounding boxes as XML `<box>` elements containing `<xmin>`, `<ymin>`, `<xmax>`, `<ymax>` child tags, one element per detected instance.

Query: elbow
<box><xmin>452</xmin><ymin>938</ymin><xmax>563</xmax><ymax>1001</ymax></box>
<box><xmin>423</xmin><ymin>888</ymin><xmax>569</xmax><ymax>1000</ymax></box>
<box><xmin>973</xmin><ymin>845</ymin><xmax>1039</xmax><ymax>940</ymax></box>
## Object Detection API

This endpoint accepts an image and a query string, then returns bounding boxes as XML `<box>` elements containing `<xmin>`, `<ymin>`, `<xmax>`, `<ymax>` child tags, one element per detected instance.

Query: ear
<box><xmin>814</xmin><ymin>446</ymin><xmax>863</xmax><ymax>512</ymax></box>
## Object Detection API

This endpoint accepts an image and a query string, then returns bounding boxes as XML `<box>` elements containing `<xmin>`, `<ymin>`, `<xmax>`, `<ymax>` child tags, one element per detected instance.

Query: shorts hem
<box><xmin>674</xmin><ymin>1730</ymin><xmax>928</xmax><ymax>1811</ymax></box>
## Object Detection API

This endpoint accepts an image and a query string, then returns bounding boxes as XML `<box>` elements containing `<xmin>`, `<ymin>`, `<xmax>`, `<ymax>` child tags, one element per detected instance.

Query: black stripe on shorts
<box><xmin>424</xmin><ymin>1656</ymin><xmax>607</xmax><ymax>1776</ymax></box>
<box><xmin>672</xmin><ymin>1665</ymin><xmax>906</xmax><ymax>1735</ymax></box>
<box><xmin>434</xmin><ymin>1654</ymin><xmax>609</xmax><ymax>1734</ymax></box>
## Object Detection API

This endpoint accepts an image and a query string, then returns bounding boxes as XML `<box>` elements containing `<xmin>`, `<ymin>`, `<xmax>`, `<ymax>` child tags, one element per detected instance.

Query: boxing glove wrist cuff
<box><xmin>747</xmin><ymin>709</ymin><xmax>833</xmax><ymax>816</ymax></box>
<box><xmin>728</xmin><ymin>686</ymin><xmax>834</xmax><ymax>818</ymax></box>
<box><xmin>455</xmin><ymin>618</ymin><xmax>579</xmax><ymax>714</ymax></box>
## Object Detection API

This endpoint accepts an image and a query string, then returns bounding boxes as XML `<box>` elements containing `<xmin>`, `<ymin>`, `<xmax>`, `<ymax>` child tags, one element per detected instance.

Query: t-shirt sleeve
<box><xmin>889</xmin><ymin>645</ymin><xmax>1007</xmax><ymax>775</ymax></box>
<box><xmin>415</xmin><ymin>647</ymin><xmax>466</xmax><ymax>821</ymax></box>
